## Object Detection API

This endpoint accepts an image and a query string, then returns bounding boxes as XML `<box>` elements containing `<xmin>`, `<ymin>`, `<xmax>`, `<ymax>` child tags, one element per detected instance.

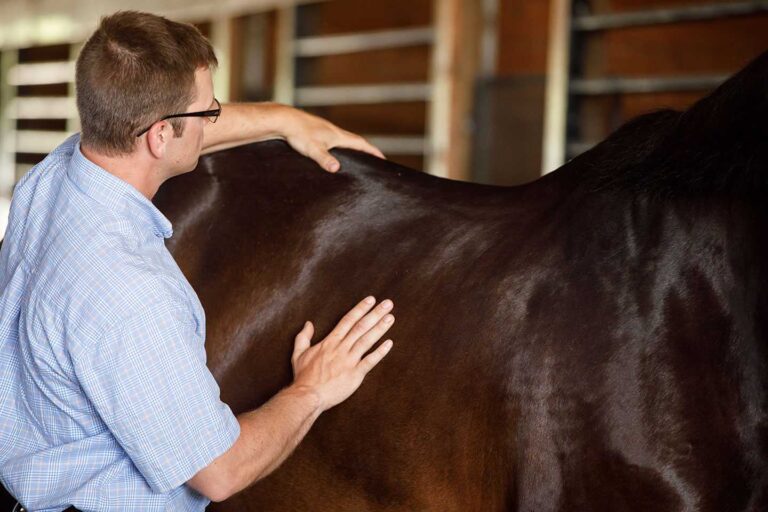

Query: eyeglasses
<box><xmin>135</xmin><ymin>98</ymin><xmax>221</xmax><ymax>137</ymax></box>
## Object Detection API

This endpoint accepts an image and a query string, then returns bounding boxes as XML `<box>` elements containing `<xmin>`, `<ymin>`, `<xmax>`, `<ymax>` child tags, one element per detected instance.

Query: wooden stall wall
<box><xmin>11</xmin><ymin>44</ymin><xmax>72</xmax><ymax>180</ymax></box>
<box><xmin>294</xmin><ymin>0</ymin><xmax>433</xmax><ymax>171</ymax></box>
<box><xmin>476</xmin><ymin>0</ymin><xmax>768</xmax><ymax>186</ymax></box>
<box><xmin>472</xmin><ymin>0</ymin><xmax>551</xmax><ymax>186</ymax></box>
<box><xmin>229</xmin><ymin>12</ymin><xmax>277</xmax><ymax>103</ymax></box>
<box><xmin>196</xmin><ymin>0</ymin><xmax>486</xmax><ymax>181</ymax></box>
<box><xmin>573</xmin><ymin>0</ymin><xmax>768</xmax><ymax>157</ymax></box>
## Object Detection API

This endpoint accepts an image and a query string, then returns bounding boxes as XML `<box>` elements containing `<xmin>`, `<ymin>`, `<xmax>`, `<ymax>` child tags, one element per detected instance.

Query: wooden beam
<box><xmin>570</xmin><ymin>75</ymin><xmax>727</xmax><ymax>95</ymax></box>
<box><xmin>274</xmin><ymin>6</ymin><xmax>296</xmax><ymax>105</ymax></box>
<box><xmin>67</xmin><ymin>42</ymin><xmax>83</xmax><ymax>134</ymax></box>
<box><xmin>541</xmin><ymin>0</ymin><xmax>571</xmax><ymax>175</ymax></box>
<box><xmin>8</xmin><ymin>97</ymin><xmax>77</xmax><ymax>119</ymax></box>
<box><xmin>426</xmin><ymin>0</ymin><xmax>482</xmax><ymax>181</ymax></box>
<box><xmin>0</xmin><ymin>196</ymin><xmax>10</xmax><ymax>237</ymax></box>
<box><xmin>15</xmin><ymin>131</ymin><xmax>71</xmax><ymax>154</ymax></box>
<box><xmin>365</xmin><ymin>135</ymin><xmax>427</xmax><ymax>156</ymax></box>
<box><xmin>211</xmin><ymin>16</ymin><xmax>233</xmax><ymax>103</ymax></box>
<box><xmin>480</xmin><ymin>0</ymin><xmax>499</xmax><ymax>77</ymax></box>
<box><xmin>573</xmin><ymin>1</ymin><xmax>768</xmax><ymax>31</ymax></box>
<box><xmin>0</xmin><ymin>49</ymin><xmax>18</xmax><ymax>198</ymax></box>
<box><xmin>233</xmin><ymin>12</ymin><xmax>277</xmax><ymax>102</ymax></box>
<box><xmin>228</xmin><ymin>16</ymin><xmax>246</xmax><ymax>101</ymax></box>
<box><xmin>294</xmin><ymin>83</ymin><xmax>431</xmax><ymax>106</ymax></box>
<box><xmin>294</xmin><ymin>27</ymin><xmax>434</xmax><ymax>57</ymax></box>
<box><xmin>7</xmin><ymin>61</ymin><xmax>75</xmax><ymax>86</ymax></box>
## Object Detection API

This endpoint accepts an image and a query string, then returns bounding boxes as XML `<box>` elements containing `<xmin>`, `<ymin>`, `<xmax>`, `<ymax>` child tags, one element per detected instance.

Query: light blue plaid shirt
<box><xmin>0</xmin><ymin>133</ymin><xmax>241</xmax><ymax>511</ymax></box>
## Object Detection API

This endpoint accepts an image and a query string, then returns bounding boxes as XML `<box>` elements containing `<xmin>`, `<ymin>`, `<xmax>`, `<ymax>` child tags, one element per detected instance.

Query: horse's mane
<box><xmin>575</xmin><ymin>49</ymin><xmax>768</xmax><ymax>198</ymax></box>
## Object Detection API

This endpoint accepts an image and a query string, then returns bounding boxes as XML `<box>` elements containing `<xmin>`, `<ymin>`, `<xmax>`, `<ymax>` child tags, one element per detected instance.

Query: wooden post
<box><xmin>67</xmin><ymin>41</ymin><xmax>83</xmax><ymax>135</ymax></box>
<box><xmin>227</xmin><ymin>16</ymin><xmax>245</xmax><ymax>102</ymax></box>
<box><xmin>480</xmin><ymin>0</ymin><xmax>499</xmax><ymax>78</ymax></box>
<box><xmin>541</xmin><ymin>0</ymin><xmax>571</xmax><ymax>174</ymax></box>
<box><xmin>427</xmin><ymin>0</ymin><xmax>482</xmax><ymax>181</ymax></box>
<box><xmin>210</xmin><ymin>15</ymin><xmax>233</xmax><ymax>103</ymax></box>
<box><xmin>273</xmin><ymin>6</ymin><xmax>295</xmax><ymax>105</ymax></box>
<box><xmin>0</xmin><ymin>49</ymin><xmax>17</xmax><ymax>197</ymax></box>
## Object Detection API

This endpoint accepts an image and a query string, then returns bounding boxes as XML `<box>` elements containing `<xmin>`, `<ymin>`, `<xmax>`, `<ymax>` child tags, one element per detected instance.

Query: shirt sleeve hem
<box><xmin>149</xmin><ymin>408</ymin><xmax>241</xmax><ymax>495</ymax></box>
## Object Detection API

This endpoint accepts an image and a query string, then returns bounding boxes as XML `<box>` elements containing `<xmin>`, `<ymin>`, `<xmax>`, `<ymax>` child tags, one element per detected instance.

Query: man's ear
<box><xmin>146</xmin><ymin>121</ymin><xmax>170</xmax><ymax>159</ymax></box>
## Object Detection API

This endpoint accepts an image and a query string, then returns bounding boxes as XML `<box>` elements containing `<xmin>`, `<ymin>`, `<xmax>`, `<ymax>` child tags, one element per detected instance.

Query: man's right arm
<box><xmin>187</xmin><ymin>383</ymin><xmax>322</xmax><ymax>502</ymax></box>
<box><xmin>187</xmin><ymin>297</ymin><xmax>395</xmax><ymax>502</ymax></box>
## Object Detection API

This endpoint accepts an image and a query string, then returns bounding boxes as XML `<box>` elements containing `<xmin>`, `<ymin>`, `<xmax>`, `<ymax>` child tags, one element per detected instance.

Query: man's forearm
<box><xmin>223</xmin><ymin>384</ymin><xmax>323</xmax><ymax>498</ymax></box>
<box><xmin>201</xmin><ymin>102</ymin><xmax>290</xmax><ymax>155</ymax></box>
<box><xmin>234</xmin><ymin>385</ymin><xmax>323</xmax><ymax>484</ymax></box>
<box><xmin>190</xmin><ymin>299</ymin><xmax>394</xmax><ymax>503</ymax></box>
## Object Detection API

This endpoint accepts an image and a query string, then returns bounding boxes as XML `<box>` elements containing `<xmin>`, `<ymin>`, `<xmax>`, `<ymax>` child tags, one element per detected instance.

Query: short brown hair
<box><xmin>75</xmin><ymin>11</ymin><xmax>218</xmax><ymax>155</ymax></box>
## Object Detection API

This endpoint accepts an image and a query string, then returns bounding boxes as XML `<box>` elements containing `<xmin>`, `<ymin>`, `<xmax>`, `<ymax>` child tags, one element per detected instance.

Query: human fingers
<box><xmin>357</xmin><ymin>339</ymin><xmax>394</xmax><ymax>374</ymax></box>
<box><xmin>292</xmin><ymin>321</ymin><xmax>314</xmax><ymax>366</ymax></box>
<box><xmin>325</xmin><ymin>296</ymin><xmax>377</xmax><ymax>346</ymax></box>
<box><xmin>349</xmin><ymin>313</ymin><xmax>394</xmax><ymax>359</ymax></box>
<box><xmin>307</xmin><ymin>144</ymin><xmax>340</xmax><ymax>173</ymax></box>
<box><xmin>335</xmin><ymin>133</ymin><xmax>386</xmax><ymax>160</ymax></box>
<box><xmin>339</xmin><ymin>299</ymin><xmax>393</xmax><ymax>350</ymax></box>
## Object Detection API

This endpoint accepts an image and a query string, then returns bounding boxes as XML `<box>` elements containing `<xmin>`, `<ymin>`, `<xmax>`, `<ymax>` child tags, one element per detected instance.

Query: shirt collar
<box><xmin>67</xmin><ymin>141</ymin><xmax>174</xmax><ymax>239</ymax></box>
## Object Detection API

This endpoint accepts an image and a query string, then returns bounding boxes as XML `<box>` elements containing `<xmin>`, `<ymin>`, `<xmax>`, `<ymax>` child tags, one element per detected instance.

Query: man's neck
<box><xmin>80</xmin><ymin>143</ymin><xmax>165</xmax><ymax>201</ymax></box>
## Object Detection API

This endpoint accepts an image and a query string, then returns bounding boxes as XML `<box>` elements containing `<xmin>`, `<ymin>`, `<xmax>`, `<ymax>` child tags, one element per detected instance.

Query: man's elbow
<box><xmin>186</xmin><ymin>459</ymin><xmax>236</xmax><ymax>502</ymax></box>
<box><xmin>193</xmin><ymin>485</ymin><xmax>229</xmax><ymax>503</ymax></box>
<box><xmin>203</xmin><ymin>483</ymin><xmax>232</xmax><ymax>503</ymax></box>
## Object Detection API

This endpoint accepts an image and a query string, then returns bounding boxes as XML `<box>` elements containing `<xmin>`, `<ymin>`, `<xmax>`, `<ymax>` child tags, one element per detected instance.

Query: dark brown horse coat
<box><xmin>152</xmin><ymin>50</ymin><xmax>768</xmax><ymax>512</ymax></box>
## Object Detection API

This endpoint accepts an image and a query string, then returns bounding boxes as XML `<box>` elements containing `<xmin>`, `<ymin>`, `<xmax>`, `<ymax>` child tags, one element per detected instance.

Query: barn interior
<box><xmin>1</xmin><ymin>1</ymin><xmax>768</xmax><ymax>510</ymax></box>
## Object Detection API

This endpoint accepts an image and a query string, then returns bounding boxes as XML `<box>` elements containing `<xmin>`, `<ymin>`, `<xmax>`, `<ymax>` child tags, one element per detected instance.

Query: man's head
<box><xmin>75</xmin><ymin>11</ymin><xmax>218</xmax><ymax>158</ymax></box>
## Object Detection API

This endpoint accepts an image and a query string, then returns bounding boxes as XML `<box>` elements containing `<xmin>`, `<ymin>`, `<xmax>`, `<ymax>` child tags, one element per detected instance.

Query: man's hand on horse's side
<box><xmin>290</xmin><ymin>297</ymin><xmax>394</xmax><ymax>412</ymax></box>
<box><xmin>187</xmin><ymin>297</ymin><xmax>394</xmax><ymax>501</ymax></box>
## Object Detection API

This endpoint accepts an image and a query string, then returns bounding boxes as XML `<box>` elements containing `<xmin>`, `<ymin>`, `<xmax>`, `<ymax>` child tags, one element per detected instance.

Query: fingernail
<box><xmin>364</xmin><ymin>296</ymin><xmax>375</xmax><ymax>304</ymax></box>
<box><xmin>384</xmin><ymin>314</ymin><xmax>394</xmax><ymax>324</ymax></box>
<box><xmin>329</xmin><ymin>161</ymin><xmax>340</xmax><ymax>172</ymax></box>
<box><xmin>381</xmin><ymin>300</ymin><xmax>393</xmax><ymax>310</ymax></box>
<box><xmin>384</xmin><ymin>340</ymin><xmax>393</xmax><ymax>349</ymax></box>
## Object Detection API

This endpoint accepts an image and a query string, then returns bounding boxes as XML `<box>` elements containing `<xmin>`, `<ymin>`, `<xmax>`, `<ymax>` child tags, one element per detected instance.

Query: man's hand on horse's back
<box><xmin>281</xmin><ymin>108</ymin><xmax>386</xmax><ymax>173</ymax></box>
<box><xmin>290</xmin><ymin>297</ymin><xmax>395</xmax><ymax>412</ymax></box>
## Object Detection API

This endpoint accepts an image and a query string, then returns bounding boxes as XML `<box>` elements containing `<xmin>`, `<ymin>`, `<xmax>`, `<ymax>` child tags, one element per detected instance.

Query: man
<box><xmin>0</xmin><ymin>10</ymin><xmax>395</xmax><ymax>512</ymax></box>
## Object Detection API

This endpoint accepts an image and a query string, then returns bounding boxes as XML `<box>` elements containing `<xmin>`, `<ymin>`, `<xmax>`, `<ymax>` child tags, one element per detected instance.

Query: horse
<box><xmin>152</xmin><ymin>50</ymin><xmax>768</xmax><ymax>511</ymax></box>
<box><xmin>2</xmin><ymin>50</ymin><xmax>766</xmax><ymax>512</ymax></box>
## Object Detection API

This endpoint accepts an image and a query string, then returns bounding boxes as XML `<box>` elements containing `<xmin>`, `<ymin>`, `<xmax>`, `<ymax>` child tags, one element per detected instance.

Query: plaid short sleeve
<box><xmin>70</xmin><ymin>297</ymin><xmax>241</xmax><ymax>494</ymax></box>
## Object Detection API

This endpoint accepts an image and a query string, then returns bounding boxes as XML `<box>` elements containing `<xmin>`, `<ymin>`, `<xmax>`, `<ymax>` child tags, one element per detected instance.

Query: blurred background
<box><xmin>0</xmin><ymin>0</ymin><xmax>766</xmax><ymax>236</ymax></box>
